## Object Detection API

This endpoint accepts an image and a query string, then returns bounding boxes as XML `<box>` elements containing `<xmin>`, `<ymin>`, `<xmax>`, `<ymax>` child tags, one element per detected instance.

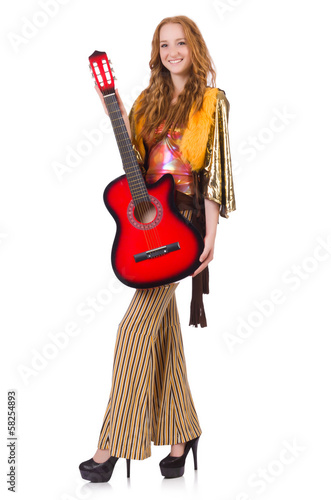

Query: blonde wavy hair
<box><xmin>135</xmin><ymin>15</ymin><xmax>217</xmax><ymax>143</ymax></box>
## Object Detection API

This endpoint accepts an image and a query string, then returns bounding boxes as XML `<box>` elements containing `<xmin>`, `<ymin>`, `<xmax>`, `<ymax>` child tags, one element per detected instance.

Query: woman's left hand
<box><xmin>191</xmin><ymin>198</ymin><xmax>220</xmax><ymax>278</ymax></box>
<box><xmin>191</xmin><ymin>234</ymin><xmax>215</xmax><ymax>277</ymax></box>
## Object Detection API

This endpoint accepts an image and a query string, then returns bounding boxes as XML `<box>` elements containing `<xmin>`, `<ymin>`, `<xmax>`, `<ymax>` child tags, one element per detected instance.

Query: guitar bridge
<box><xmin>134</xmin><ymin>243</ymin><xmax>180</xmax><ymax>263</ymax></box>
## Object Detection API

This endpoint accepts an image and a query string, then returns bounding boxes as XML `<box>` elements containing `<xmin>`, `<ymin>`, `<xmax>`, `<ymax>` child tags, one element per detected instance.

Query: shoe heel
<box><xmin>126</xmin><ymin>458</ymin><xmax>131</xmax><ymax>478</ymax></box>
<box><xmin>191</xmin><ymin>437</ymin><xmax>199</xmax><ymax>470</ymax></box>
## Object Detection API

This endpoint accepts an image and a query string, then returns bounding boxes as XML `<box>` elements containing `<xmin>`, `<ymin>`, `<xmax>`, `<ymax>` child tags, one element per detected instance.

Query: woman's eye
<box><xmin>161</xmin><ymin>43</ymin><xmax>167</xmax><ymax>48</ymax></box>
<box><xmin>178</xmin><ymin>41</ymin><xmax>186</xmax><ymax>45</ymax></box>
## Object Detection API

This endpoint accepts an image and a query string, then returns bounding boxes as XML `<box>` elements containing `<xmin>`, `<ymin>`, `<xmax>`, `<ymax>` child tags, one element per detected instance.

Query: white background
<box><xmin>1</xmin><ymin>0</ymin><xmax>331</xmax><ymax>499</ymax></box>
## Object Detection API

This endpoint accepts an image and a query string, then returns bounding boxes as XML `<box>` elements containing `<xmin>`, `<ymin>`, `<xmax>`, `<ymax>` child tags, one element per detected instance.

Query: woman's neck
<box><xmin>171</xmin><ymin>73</ymin><xmax>189</xmax><ymax>102</ymax></box>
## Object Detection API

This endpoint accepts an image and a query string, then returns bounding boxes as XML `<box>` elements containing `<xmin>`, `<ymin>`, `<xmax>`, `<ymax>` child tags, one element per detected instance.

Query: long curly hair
<box><xmin>135</xmin><ymin>15</ymin><xmax>217</xmax><ymax>143</ymax></box>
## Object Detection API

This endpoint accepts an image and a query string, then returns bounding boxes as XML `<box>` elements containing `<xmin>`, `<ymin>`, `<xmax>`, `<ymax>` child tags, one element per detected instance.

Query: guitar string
<box><xmin>94</xmin><ymin>59</ymin><xmax>168</xmax><ymax>260</ymax></box>
<box><xmin>107</xmin><ymin>93</ymin><xmax>163</xmax><ymax>252</ymax></box>
<box><xmin>91</xmin><ymin>60</ymin><xmax>152</xmax><ymax>246</ymax></box>
<box><xmin>111</xmin><ymin>94</ymin><xmax>164</xmax><ymax>251</ymax></box>
<box><xmin>113</xmin><ymin>105</ymin><xmax>160</xmax><ymax>251</ymax></box>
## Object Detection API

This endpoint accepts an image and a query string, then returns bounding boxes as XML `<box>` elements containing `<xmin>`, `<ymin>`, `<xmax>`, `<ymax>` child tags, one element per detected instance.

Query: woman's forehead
<box><xmin>159</xmin><ymin>23</ymin><xmax>186</xmax><ymax>40</ymax></box>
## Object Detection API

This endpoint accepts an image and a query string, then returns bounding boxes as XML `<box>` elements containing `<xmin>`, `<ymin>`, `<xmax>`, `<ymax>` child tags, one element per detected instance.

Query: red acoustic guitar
<box><xmin>88</xmin><ymin>50</ymin><xmax>204</xmax><ymax>288</ymax></box>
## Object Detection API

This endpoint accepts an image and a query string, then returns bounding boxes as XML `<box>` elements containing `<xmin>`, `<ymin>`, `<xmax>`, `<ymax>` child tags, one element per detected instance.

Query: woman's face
<box><xmin>159</xmin><ymin>23</ymin><xmax>193</xmax><ymax>79</ymax></box>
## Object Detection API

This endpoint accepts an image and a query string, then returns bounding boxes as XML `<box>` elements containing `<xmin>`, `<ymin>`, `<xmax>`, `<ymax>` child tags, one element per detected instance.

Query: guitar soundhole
<box><xmin>127</xmin><ymin>197</ymin><xmax>163</xmax><ymax>230</ymax></box>
<box><xmin>134</xmin><ymin>201</ymin><xmax>156</xmax><ymax>224</ymax></box>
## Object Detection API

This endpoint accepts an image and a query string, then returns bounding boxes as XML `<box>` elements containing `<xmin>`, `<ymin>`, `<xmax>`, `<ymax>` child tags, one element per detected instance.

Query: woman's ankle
<box><xmin>93</xmin><ymin>448</ymin><xmax>110</xmax><ymax>463</ymax></box>
<box><xmin>170</xmin><ymin>442</ymin><xmax>185</xmax><ymax>457</ymax></box>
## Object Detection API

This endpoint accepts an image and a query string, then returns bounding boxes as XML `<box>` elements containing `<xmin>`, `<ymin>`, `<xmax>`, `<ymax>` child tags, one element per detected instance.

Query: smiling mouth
<box><xmin>168</xmin><ymin>59</ymin><xmax>183</xmax><ymax>64</ymax></box>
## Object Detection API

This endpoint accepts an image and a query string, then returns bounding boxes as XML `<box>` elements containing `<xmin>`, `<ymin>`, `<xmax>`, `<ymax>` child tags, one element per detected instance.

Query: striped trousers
<box><xmin>97</xmin><ymin>212</ymin><xmax>202</xmax><ymax>460</ymax></box>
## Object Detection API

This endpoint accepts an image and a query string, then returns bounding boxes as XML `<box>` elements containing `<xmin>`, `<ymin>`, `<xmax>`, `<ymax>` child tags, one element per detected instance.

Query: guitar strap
<box><xmin>175</xmin><ymin>187</ymin><xmax>209</xmax><ymax>328</ymax></box>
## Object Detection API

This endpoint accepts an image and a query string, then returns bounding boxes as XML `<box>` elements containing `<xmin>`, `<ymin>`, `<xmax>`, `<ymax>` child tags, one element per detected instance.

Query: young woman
<box><xmin>79</xmin><ymin>14</ymin><xmax>236</xmax><ymax>482</ymax></box>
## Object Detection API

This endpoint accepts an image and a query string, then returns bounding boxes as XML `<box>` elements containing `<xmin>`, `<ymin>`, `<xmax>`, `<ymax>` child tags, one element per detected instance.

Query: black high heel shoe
<box><xmin>159</xmin><ymin>436</ymin><xmax>200</xmax><ymax>478</ymax></box>
<box><xmin>79</xmin><ymin>455</ymin><xmax>131</xmax><ymax>482</ymax></box>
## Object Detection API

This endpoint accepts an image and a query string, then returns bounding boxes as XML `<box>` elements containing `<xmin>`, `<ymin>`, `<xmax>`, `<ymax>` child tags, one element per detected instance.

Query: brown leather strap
<box><xmin>175</xmin><ymin>191</ymin><xmax>209</xmax><ymax>328</ymax></box>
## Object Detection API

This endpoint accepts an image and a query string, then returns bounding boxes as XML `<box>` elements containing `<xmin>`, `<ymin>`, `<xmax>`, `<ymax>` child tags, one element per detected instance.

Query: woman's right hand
<box><xmin>94</xmin><ymin>85</ymin><xmax>132</xmax><ymax>140</ymax></box>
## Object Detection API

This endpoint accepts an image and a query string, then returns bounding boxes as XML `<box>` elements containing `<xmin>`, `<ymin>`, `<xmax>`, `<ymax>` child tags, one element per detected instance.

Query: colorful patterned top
<box><xmin>144</xmin><ymin>122</ymin><xmax>194</xmax><ymax>196</ymax></box>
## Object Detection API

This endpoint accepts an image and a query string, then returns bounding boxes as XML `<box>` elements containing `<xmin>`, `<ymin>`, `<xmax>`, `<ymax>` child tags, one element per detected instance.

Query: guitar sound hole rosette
<box><xmin>127</xmin><ymin>197</ymin><xmax>163</xmax><ymax>230</ymax></box>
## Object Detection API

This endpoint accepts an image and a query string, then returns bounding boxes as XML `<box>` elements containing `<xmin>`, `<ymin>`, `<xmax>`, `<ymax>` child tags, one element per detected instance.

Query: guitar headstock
<box><xmin>88</xmin><ymin>50</ymin><xmax>116</xmax><ymax>96</ymax></box>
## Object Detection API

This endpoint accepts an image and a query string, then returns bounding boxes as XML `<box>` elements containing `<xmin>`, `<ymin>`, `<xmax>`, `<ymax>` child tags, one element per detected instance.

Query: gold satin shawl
<box><xmin>201</xmin><ymin>90</ymin><xmax>236</xmax><ymax>218</ymax></box>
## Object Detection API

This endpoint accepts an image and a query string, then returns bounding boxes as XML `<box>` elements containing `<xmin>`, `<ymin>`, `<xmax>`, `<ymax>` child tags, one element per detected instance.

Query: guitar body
<box><xmin>104</xmin><ymin>173</ymin><xmax>204</xmax><ymax>288</ymax></box>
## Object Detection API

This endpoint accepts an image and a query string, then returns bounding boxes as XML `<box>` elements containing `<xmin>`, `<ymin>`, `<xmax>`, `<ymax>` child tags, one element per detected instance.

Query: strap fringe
<box><xmin>189</xmin><ymin>267</ymin><xmax>209</xmax><ymax>328</ymax></box>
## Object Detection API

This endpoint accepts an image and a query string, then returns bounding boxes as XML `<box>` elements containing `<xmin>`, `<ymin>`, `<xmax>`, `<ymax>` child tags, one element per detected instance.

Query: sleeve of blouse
<box><xmin>200</xmin><ymin>89</ymin><xmax>236</xmax><ymax>218</ymax></box>
<box><xmin>128</xmin><ymin>99</ymin><xmax>146</xmax><ymax>176</ymax></box>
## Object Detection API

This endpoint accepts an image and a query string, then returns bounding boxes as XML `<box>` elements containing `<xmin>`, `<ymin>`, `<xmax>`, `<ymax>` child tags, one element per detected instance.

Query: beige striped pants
<box><xmin>97</xmin><ymin>212</ymin><xmax>202</xmax><ymax>460</ymax></box>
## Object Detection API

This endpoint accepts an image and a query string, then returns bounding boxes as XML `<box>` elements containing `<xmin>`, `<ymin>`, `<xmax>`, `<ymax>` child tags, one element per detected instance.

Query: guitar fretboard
<box><xmin>104</xmin><ymin>93</ymin><xmax>149</xmax><ymax>206</ymax></box>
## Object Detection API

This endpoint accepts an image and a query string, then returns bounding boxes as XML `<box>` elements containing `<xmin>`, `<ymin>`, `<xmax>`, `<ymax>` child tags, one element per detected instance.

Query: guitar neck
<box><xmin>104</xmin><ymin>93</ymin><xmax>148</xmax><ymax>205</ymax></box>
